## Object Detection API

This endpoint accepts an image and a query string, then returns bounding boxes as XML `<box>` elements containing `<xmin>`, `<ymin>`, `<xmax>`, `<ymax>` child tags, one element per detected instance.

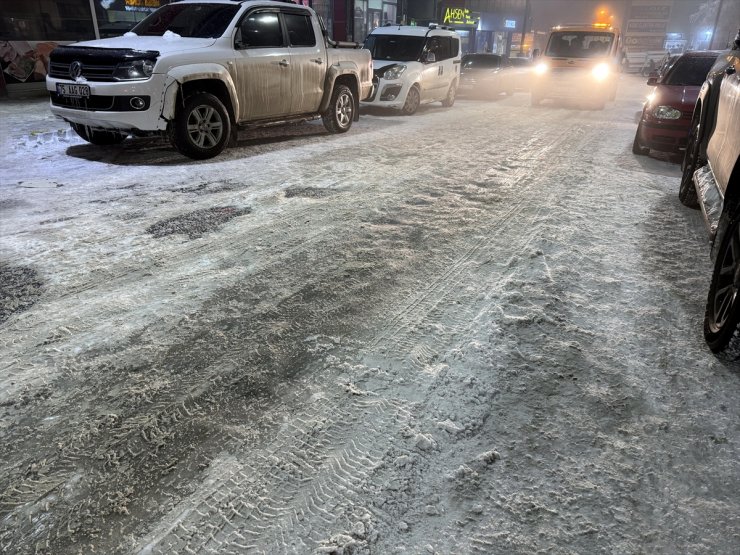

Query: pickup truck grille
<box><xmin>49</xmin><ymin>61</ymin><xmax>117</xmax><ymax>81</ymax></box>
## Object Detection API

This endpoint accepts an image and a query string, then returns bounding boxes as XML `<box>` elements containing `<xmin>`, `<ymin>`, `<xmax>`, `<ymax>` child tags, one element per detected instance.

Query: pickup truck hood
<box><xmin>70</xmin><ymin>35</ymin><xmax>216</xmax><ymax>56</ymax></box>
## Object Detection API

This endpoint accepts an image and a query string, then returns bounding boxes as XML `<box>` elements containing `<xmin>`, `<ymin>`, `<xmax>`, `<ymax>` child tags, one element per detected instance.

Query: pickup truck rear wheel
<box><xmin>705</xmin><ymin>214</ymin><xmax>740</xmax><ymax>352</ymax></box>
<box><xmin>679</xmin><ymin>116</ymin><xmax>701</xmax><ymax>208</ymax></box>
<box><xmin>170</xmin><ymin>92</ymin><xmax>230</xmax><ymax>160</ymax></box>
<box><xmin>322</xmin><ymin>84</ymin><xmax>354</xmax><ymax>134</ymax></box>
<box><xmin>71</xmin><ymin>123</ymin><xmax>127</xmax><ymax>146</ymax></box>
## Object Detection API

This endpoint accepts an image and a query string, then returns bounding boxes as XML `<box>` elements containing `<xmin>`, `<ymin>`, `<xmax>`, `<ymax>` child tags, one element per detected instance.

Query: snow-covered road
<box><xmin>1</xmin><ymin>75</ymin><xmax>738</xmax><ymax>554</ymax></box>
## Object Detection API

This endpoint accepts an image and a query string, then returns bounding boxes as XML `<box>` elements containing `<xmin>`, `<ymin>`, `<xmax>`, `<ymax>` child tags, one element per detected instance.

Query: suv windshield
<box><xmin>545</xmin><ymin>31</ymin><xmax>614</xmax><ymax>58</ymax></box>
<box><xmin>131</xmin><ymin>4</ymin><xmax>239</xmax><ymax>38</ymax></box>
<box><xmin>663</xmin><ymin>55</ymin><xmax>718</xmax><ymax>86</ymax></box>
<box><xmin>364</xmin><ymin>35</ymin><xmax>425</xmax><ymax>62</ymax></box>
<box><xmin>462</xmin><ymin>54</ymin><xmax>502</xmax><ymax>69</ymax></box>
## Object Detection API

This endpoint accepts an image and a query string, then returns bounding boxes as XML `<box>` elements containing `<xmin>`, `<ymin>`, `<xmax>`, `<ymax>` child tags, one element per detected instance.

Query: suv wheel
<box><xmin>441</xmin><ymin>82</ymin><xmax>456</xmax><ymax>107</ymax></box>
<box><xmin>402</xmin><ymin>85</ymin><xmax>420</xmax><ymax>115</ymax></box>
<box><xmin>705</xmin><ymin>212</ymin><xmax>740</xmax><ymax>352</ymax></box>
<box><xmin>71</xmin><ymin>123</ymin><xmax>127</xmax><ymax>146</ymax></box>
<box><xmin>170</xmin><ymin>92</ymin><xmax>230</xmax><ymax>160</ymax></box>
<box><xmin>322</xmin><ymin>84</ymin><xmax>354</xmax><ymax>134</ymax></box>
<box><xmin>679</xmin><ymin>114</ymin><xmax>702</xmax><ymax>208</ymax></box>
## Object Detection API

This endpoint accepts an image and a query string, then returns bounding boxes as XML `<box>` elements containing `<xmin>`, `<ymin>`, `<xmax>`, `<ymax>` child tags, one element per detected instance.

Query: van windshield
<box><xmin>364</xmin><ymin>35</ymin><xmax>426</xmax><ymax>62</ymax></box>
<box><xmin>131</xmin><ymin>4</ymin><xmax>239</xmax><ymax>38</ymax></box>
<box><xmin>545</xmin><ymin>31</ymin><xmax>614</xmax><ymax>58</ymax></box>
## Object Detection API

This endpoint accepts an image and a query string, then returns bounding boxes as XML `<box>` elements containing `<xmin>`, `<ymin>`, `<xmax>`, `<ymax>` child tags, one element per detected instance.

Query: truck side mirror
<box><xmin>646</xmin><ymin>76</ymin><xmax>658</xmax><ymax>86</ymax></box>
<box><xmin>425</xmin><ymin>51</ymin><xmax>436</xmax><ymax>63</ymax></box>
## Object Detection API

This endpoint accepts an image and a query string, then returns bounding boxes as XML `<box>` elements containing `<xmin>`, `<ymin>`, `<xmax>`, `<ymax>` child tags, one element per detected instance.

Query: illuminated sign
<box><xmin>443</xmin><ymin>8</ymin><xmax>479</xmax><ymax>26</ymax></box>
<box><xmin>124</xmin><ymin>0</ymin><xmax>162</xmax><ymax>12</ymax></box>
<box><xmin>505</xmin><ymin>19</ymin><xmax>516</xmax><ymax>29</ymax></box>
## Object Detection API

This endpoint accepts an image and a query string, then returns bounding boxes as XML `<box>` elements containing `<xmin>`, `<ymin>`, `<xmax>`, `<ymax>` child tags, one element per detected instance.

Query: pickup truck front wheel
<box><xmin>170</xmin><ymin>93</ymin><xmax>231</xmax><ymax>160</ymax></box>
<box><xmin>322</xmin><ymin>84</ymin><xmax>354</xmax><ymax>134</ymax></box>
<box><xmin>705</xmin><ymin>214</ymin><xmax>740</xmax><ymax>352</ymax></box>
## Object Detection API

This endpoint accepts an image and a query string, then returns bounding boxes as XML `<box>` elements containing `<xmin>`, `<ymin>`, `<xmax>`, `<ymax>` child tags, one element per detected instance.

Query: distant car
<box><xmin>677</xmin><ymin>31</ymin><xmax>740</xmax><ymax>352</ymax></box>
<box><xmin>509</xmin><ymin>56</ymin><xmax>534</xmax><ymax>91</ymax></box>
<box><xmin>633</xmin><ymin>51</ymin><xmax>721</xmax><ymax>158</ymax></box>
<box><xmin>458</xmin><ymin>53</ymin><xmax>516</xmax><ymax>98</ymax></box>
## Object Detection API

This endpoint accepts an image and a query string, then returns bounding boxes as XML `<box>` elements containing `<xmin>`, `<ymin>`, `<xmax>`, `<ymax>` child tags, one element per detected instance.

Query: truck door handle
<box><xmin>311</xmin><ymin>58</ymin><xmax>323</xmax><ymax>65</ymax></box>
<box><xmin>278</xmin><ymin>59</ymin><xmax>290</xmax><ymax>67</ymax></box>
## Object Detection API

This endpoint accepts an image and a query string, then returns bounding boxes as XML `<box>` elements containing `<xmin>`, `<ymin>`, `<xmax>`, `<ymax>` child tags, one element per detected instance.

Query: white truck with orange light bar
<box><xmin>530</xmin><ymin>23</ymin><xmax>620</xmax><ymax>109</ymax></box>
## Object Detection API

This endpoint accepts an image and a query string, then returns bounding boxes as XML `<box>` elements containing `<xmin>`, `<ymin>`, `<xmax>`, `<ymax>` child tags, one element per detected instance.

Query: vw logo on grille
<box><xmin>69</xmin><ymin>61</ymin><xmax>83</xmax><ymax>79</ymax></box>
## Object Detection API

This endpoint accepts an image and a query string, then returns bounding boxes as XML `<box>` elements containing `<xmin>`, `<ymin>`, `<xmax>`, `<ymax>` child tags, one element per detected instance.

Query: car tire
<box><xmin>704</xmin><ymin>211</ymin><xmax>740</xmax><ymax>352</ymax></box>
<box><xmin>322</xmin><ymin>84</ymin><xmax>355</xmax><ymax>134</ymax></box>
<box><xmin>679</xmin><ymin>115</ymin><xmax>702</xmax><ymax>208</ymax></box>
<box><xmin>401</xmin><ymin>85</ymin><xmax>420</xmax><ymax>115</ymax></box>
<box><xmin>169</xmin><ymin>92</ymin><xmax>230</xmax><ymax>160</ymax></box>
<box><xmin>632</xmin><ymin>122</ymin><xmax>649</xmax><ymax>156</ymax></box>
<box><xmin>71</xmin><ymin>123</ymin><xmax>127</xmax><ymax>146</ymax></box>
<box><xmin>441</xmin><ymin>82</ymin><xmax>456</xmax><ymax>107</ymax></box>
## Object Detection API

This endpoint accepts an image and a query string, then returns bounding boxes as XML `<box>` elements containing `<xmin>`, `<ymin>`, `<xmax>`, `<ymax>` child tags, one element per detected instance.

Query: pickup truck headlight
<box><xmin>383</xmin><ymin>64</ymin><xmax>407</xmax><ymax>80</ymax></box>
<box><xmin>653</xmin><ymin>105</ymin><xmax>681</xmax><ymax>120</ymax></box>
<box><xmin>592</xmin><ymin>63</ymin><xmax>610</xmax><ymax>81</ymax></box>
<box><xmin>534</xmin><ymin>62</ymin><xmax>548</xmax><ymax>75</ymax></box>
<box><xmin>113</xmin><ymin>59</ymin><xmax>155</xmax><ymax>81</ymax></box>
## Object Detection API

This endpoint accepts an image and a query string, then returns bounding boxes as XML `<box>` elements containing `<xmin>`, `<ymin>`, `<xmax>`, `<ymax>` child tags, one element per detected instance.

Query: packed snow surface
<box><xmin>0</xmin><ymin>76</ymin><xmax>738</xmax><ymax>554</ymax></box>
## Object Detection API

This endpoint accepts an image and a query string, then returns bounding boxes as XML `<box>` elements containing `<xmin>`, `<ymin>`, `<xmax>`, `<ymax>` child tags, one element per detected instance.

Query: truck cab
<box><xmin>530</xmin><ymin>23</ymin><xmax>620</xmax><ymax>108</ymax></box>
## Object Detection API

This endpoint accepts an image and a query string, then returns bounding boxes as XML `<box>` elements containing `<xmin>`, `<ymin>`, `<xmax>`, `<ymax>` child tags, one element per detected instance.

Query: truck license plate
<box><xmin>56</xmin><ymin>83</ymin><xmax>90</xmax><ymax>98</ymax></box>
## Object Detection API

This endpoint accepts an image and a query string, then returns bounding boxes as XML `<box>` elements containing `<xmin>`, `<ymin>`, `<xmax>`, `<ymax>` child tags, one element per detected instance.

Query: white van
<box><xmin>362</xmin><ymin>25</ymin><xmax>461</xmax><ymax>115</ymax></box>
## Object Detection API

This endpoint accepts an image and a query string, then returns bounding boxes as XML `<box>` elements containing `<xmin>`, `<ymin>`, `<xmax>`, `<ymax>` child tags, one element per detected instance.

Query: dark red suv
<box><xmin>633</xmin><ymin>51</ymin><xmax>721</xmax><ymax>158</ymax></box>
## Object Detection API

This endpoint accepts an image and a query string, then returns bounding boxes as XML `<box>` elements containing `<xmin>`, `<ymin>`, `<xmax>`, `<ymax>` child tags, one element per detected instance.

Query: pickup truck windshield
<box><xmin>663</xmin><ymin>55</ymin><xmax>718</xmax><ymax>86</ymax></box>
<box><xmin>131</xmin><ymin>4</ymin><xmax>239</xmax><ymax>38</ymax></box>
<box><xmin>545</xmin><ymin>32</ymin><xmax>614</xmax><ymax>58</ymax></box>
<box><xmin>364</xmin><ymin>35</ymin><xmax>425</xmax><ymax>62</ymax></box>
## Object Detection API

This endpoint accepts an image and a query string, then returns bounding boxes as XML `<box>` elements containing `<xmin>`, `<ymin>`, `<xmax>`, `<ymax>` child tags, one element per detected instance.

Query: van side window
<box><xmin>437</xmin><ymin>37</ymin><xmax>452</xmax><ymax>61</ymax></box>
<box><xmin>238</xmin><ymin>10</ymin><xmax>283</xmax><ymax>48</ymax></box>
<box><xmin>450</xmin><ymin>37</ymin><xmax>460</xmax><ymax>58</ymax></box>
<box><xmin>284</xmin><ymin>12</ymin><xmax>316</xmax><ymax>47</ymax></box>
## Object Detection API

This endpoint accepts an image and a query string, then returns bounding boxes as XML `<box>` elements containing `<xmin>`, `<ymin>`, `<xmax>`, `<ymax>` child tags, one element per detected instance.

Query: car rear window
<box><xmin>663</xmin><ymin>55</ymin><xmax>718</xmax><ymax>86</ymax></box>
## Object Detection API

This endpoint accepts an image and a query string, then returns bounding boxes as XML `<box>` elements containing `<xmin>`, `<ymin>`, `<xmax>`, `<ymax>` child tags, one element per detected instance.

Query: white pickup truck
<box><xmin>46</xmin><ymin>0</ymin><xmax>373</xmax><ymax>159</ymax></box>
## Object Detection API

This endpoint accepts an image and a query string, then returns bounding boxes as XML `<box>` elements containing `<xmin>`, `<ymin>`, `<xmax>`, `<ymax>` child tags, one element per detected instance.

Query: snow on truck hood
<box><xmin>70</xmin><ymin>34</ymin><xmax>217</xmax><ymax>56</ymax></box>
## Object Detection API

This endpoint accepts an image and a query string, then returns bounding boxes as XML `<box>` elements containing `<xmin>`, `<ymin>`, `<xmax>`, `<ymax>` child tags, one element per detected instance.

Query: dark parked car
<box><xmin>632</xmin><ymin>50</ymin><xmax>721</xmax><ymax>158</ymax></box>
<box><xmin>458</xmin><ymin>53</ymin><xmax>516</xmax><ymax>99</ymax></box>
<box><xmin>678</xmin><ymin>31</ymin><xmax>740</xmax><ymax>351</ymax></box>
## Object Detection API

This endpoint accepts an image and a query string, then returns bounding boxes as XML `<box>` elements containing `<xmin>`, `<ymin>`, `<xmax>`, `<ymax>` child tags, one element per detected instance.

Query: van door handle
<box><xmin>311</xmin><ymin>58</ymin><xmax>323</xmax><ymax>64</ymax></box>
<box><xmin>279</xmin><ymin>59</ymin><xmax>290</xmax><ymax>67</ymax></box>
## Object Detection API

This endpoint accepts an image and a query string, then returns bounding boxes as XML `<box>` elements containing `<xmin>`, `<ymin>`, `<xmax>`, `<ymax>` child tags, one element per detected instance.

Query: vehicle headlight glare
<box><xmin>592</xmin><ymin>63</ymin><xmax>609</xmax><ymax>81</ymax></box>
<box><xmin>534</xmin><ymin>62</ymin><xmax>548</xmax><ymax>75</ymax></box>
<box><xmin>383</xmin><ymin>64</ymin><xmax>407</xmax><ymax>80</ymax></box>
<box><xmin>653</xmin><ymin>105</ymin><xmax>681</xmax><ymax>120</ymax></box>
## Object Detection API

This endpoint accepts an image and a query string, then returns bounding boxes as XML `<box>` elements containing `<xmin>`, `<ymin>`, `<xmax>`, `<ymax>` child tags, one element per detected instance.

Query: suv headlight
<box><xmin>592</xmin><ymin>63</ymin><xmax>609</xmax><ymax>81</ymax></box>
<box><xmin>653</xmin><ymin>105</ymin><xmax>681</xmax><ymax>120</ymax></box>
<box><xmin>383</xmin><ymin>64</ymin><xmax>407</xmax><ymax>80</ymax></box>
<box><xmin>113</xmin><ymin>59</ymin><xmax>155</xmax><ymax>80</ymax></box>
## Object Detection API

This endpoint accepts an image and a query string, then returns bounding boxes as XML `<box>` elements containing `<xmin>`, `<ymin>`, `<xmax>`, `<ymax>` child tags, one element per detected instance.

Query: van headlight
<box><xmin>383</xmin><ymin>64</ymin><xmax>407</xmax><ymax>80</ymax></box>
<box><xmin>534</xmin><ymin>62</ymin><xmax>548</xmax><ymax>75</ymax></box>
<box><xmin>113</xmin><ymin>59</ymin><xmax>155</xmax><ymax>81</ymax></box>
<box><xmin>653</xmin><ymin>105</ymin><xmax>681</xmax><ymax>120</ymax></box>
<box><xmin>592</xmin><ymin>63</ymin><xmax>610</xmax><ymax>81</ymax></box>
